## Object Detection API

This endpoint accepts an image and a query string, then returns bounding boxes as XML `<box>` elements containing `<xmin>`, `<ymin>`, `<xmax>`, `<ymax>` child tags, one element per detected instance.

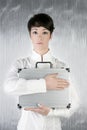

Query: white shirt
<box><xmin>4</xmin><ymin>50</ymin><xmax>79</xmax><ymax>130</ymax></box>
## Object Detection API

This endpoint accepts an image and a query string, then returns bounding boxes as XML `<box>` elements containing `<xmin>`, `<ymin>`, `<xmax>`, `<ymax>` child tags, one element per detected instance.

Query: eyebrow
<box><xmin>31</xmin><ymin>28</ymin><xmax>38</xmax><ymax>30</ymax></box>
<box><xmin>31</xmin><ymin>28</ymin><xmax>48</xmax><ymax>31</ymax></box>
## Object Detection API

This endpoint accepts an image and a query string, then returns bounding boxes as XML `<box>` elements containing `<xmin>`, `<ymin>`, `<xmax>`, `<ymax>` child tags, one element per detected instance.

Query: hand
<box><xmin>45</xmin><ymin>73</ymin><xmax>69</xmax><ymax>90</ymax></box>
<box><xmin>24</xmin><ymin>104</ymin><xmax>50</xmax><ymax>116</ymax></box>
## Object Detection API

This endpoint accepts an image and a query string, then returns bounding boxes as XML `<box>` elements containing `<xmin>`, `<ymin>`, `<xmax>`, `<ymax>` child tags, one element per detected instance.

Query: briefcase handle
<box><xmin>35</xmin><ymin>61</ymin><xmax>53</xmax><ymax>68</ymax></box>
<box><xmin>35</xmin><ymin>62</ymin><xmax>70</xmax><ymax>72</ymax></box>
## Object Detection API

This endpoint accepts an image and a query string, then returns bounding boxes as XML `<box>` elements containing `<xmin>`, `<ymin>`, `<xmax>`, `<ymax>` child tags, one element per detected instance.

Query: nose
<box><xmin>38</xmin><ymin>34</ymin><xmax>43</xmax><ymax>40</ymax></box>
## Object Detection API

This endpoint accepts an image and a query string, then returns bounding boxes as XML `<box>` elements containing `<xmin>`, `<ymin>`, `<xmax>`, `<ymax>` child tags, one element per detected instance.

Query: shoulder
<box><xmin>16</xmin><ymin>56</ymin><xmax>31</xmax><ymax>64</ymax></box>
<box><xmin>11</xmin><ymin>56</ymin><xmax>31</xmax><ymax>69</ymax></box>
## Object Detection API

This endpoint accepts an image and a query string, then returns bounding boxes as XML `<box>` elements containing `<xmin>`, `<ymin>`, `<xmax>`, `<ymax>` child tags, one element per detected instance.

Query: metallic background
<box><xmin>0</xmin><ymin>0</ymin><xmax>87</xmax><ymax>129</ymax></box>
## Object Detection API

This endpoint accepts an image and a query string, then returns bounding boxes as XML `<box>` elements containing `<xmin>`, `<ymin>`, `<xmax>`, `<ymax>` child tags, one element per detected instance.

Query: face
<box><xmin>30</xmin><ymin>26</ymin><xmax>52</xmax><ymax>54</ymax></box>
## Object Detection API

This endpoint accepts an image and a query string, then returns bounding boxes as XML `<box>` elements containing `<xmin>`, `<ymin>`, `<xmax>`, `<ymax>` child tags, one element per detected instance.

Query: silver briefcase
<box><xmin>18</xmin><ymin>62</ymin><xmax>71</xmax><ymax>109</ymax></box>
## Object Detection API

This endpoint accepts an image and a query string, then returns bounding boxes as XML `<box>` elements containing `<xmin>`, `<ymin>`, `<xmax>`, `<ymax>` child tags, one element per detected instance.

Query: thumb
<box><xmin>37</xmin><ymin>104</ymin><xmax>43</xmax><ymax>108</ymax></box>
<box><xmin>50</xmin><ymin>73</ymin><xmax>58</xmax><ymax>77</ymax></box>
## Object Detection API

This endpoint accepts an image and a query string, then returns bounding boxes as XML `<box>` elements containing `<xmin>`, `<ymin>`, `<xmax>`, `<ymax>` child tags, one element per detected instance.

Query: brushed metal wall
<box><xmin>0</xmin><ymin>0</ymin><xmax>87</xmax><ymax>129</ymax></box>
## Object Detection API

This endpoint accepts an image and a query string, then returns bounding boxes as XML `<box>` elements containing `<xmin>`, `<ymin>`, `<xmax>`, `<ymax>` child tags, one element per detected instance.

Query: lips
<box><xmin>36</xmin><ymin>42</ymin><xmax>43</xmax><ymax>44</ymax></box>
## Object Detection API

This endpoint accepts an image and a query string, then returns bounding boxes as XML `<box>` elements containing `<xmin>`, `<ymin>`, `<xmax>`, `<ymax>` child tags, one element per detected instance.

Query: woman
<box><xmin>4</xmin><ymin>13</ymin><xmax>79</xmax><ymax>130</ymax></box>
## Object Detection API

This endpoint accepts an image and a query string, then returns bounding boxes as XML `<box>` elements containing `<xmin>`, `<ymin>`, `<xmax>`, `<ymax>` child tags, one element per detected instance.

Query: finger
<box><xmin>37</xmin><ymin>103</ymin><xmax>42</xmax><ymax>108</ymax></box>
<box><xmin>24</xmin><ymin>107</ymin><xmax>37</xmax><ymax>111</ymax></box>
<box><xmin>37</xmin><ymin>104</ymin><xmax>46</xmax><ymax>110</ymax></box>
<box><xmin>56</xmin><ymin>84</ymin><xmax>69</xmax><ymax>89</ymax></box>
<box><xmin>57</xmin><ymin>83</ymin><xmax>69</xmax><ymax>87</ymax></box>
<box><xmin>57</xmin><ymin>81</ymin><xmax>69</xmax><ymax>85</ymax></box>
<box><xmin>57</xmin><ymin>80</ymin><xmax>69</xmax><ymax>85</ymax></box>
<box><xmin>37</xmin><ymin>104</ymin><xmax>47</xmax><ymax>108</ymax></box>
<box><xmin>58</xmin><ymin>83</ymin><xmax>69</xmax><ymax>86</ymax></box>
<box><xmin>57</xmin><ymin>78</ymin><xmax>69</xmax><ymax>82</ymax></box>
<box><xmin>24</xmin><ymin>107</ymin><xmax>40</xmax><ymax>112</ymax></box>
<box><xmin>48</xmin><ymin>73</ymin><xmax>58</xmax><ymax>77</ymax></box>
<box><xmin>24</xmin><ymin>104</ymin><xmax>45</xmax><ymax>111</ymax></box>
<box><xmin>57</xmin><ymin>80</ymin><xmax>69</xmax><ymax>84</ymax></box>
<box><xmin>29</xmin><ymin>108</ymin><xmax>44</xmax><ymax>114</ymax></box>
<box><xmin>30</xmin><ymin>108</ymin><xmax>41</xmax><ymax>112</ymax></box>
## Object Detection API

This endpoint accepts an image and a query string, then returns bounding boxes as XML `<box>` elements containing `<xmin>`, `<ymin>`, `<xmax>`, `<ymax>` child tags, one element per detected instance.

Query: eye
<box><xmin>43</xmin><ymin>31</ymin><xmax>48</xmax><ymax>35</ymax></box>
<box><xmin>32</xmin><ymin>31</ymin><xmax>38</xmax><ymax>34</ymax></box>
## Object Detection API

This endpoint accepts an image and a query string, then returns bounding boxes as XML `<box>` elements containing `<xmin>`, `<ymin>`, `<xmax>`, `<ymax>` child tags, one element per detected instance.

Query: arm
<box><xmin>4</xmin><ymin>60</ymin><xmax>46</xmax><ymax>95</ymax></box>
<box><xmin>47</xmin><ymin>81</ymin><xmax>80</xmax><ymax>118</ymax></box>
<box><xmin>23</xmin><ymin>59</ymin><xmax>79</xmax><ymax>116</ymax></box>
<box><xmin>26</xmin><ymin>79</ymin><xmax>79</xmax><ymax>117</ymax></box>
<box><xmin>47</xmin><ymin>60</ymin><xmax>80</xmax><ymax>118</ymax></box>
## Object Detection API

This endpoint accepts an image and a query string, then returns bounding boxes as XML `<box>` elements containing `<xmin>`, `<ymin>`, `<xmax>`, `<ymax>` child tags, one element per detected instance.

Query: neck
<box><xmin>33</xmin><ymin>48</ymin><xmax>49</xmax><ymax>56</ymax></box>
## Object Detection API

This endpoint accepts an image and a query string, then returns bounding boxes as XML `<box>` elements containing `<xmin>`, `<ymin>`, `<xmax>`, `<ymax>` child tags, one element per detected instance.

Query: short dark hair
<box><xmin>27</xmin><ymin>13</ymin><xmax>55</xmax><ymax>34</ymax></box>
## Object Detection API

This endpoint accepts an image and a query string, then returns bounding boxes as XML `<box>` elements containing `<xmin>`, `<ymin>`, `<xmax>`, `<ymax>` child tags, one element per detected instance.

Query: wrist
<box><xmin>45</xmin><ymin>78</ymin><xmax>48</xmax><ymax>89</ymax></box>
<box><xmin>47</xmin><ymin>108</ymin><xmax>54</xmax><ymax>116</ymax></box>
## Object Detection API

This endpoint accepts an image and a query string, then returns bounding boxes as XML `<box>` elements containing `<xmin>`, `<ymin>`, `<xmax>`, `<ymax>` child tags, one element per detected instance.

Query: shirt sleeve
<box><xmin>47</xmin><ymin>60</ymin><xmax>80</xmax><ymax>118</ymax></box>
<box><xmin>4</xmin><ymin>60</ymin><xmax>46</xmax><ymax>96</ymax></box>
<box><xmin>47</xmin><ymin>81</ymin><xmax>80</xmax><ymax>118</ymax></box>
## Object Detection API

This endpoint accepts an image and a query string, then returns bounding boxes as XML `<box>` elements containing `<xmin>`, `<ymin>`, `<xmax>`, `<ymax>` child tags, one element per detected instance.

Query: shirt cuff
<box><xmin>15</xmin><ymin>78</ymin><xmax>47</xmax><ymax>95</ymax></box>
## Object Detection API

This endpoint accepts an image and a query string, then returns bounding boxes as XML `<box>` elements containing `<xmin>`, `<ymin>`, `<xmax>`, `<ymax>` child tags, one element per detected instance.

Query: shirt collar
<box><xmin>31</xmin><ymin>49</ymin><xmax>53</xmax><ymax>62</ymax></box>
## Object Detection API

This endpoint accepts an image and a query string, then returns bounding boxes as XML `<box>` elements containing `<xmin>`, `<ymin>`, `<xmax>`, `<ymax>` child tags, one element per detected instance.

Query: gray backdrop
<box><xmin>0</xmin><ymin>0</ymin><xmax>87</xmax><ymax>130</ymax></box>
